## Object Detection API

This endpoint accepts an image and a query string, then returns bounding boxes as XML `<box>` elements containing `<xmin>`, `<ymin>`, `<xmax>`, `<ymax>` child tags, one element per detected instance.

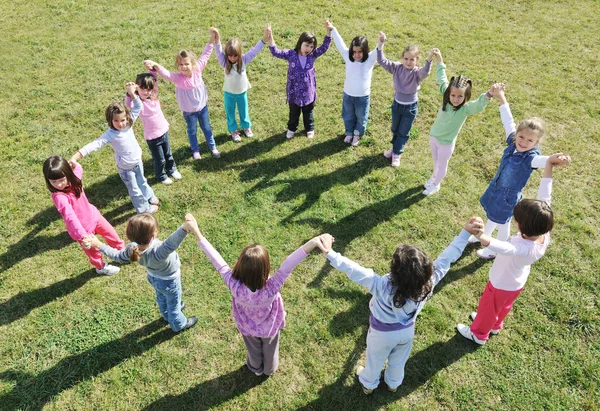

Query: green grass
<box><xmin>1</xmin><ymin>0</ymin><xmax>599</xmax><ymax>409</ymax></box>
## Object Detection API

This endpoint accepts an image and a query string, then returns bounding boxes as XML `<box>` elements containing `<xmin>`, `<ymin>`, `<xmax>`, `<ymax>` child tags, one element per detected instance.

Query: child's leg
<box><xmin>132</xmin><ymin>162</ymin><xmax>155</xmax><ymax>202</ymax></box>
<box><xmin>197</xmin><ymin>106</ymin><xmax>217</xmax><ymax>150</ymax></box>
<box><xmin>383</xmin><ymin>327</ymin><xmax>415</xmax><ymax>390</ymax></box>
<box><xmin>79</xmin><ymin>241</ymin><xmax>105</xmax><ymax>269</ymax></box>
<box><xmin>482</xmin><ymin>220</ymin><xmax>498</xmax><ymax>237</ymax></box>
<box><xmin>94</xmin><ymin>215</ymin><xmax>124</xmax><ymax>250</ymax></box>
<box><xmin>182</xmin><ymin>111</ymin><xmax>200</xmax><ymax>153</ymax></box>
<box><xmin>393</xmin><ymin>102</ymin><xmax>418</xmax><ymax>155</ymax></box>
<box><xmin>494</xmin><ymin>289</ymin><xmax>523</xmax><ymax>330</ymax></box>
<box><xmin>429</xmin><ymin>136</ymin><xmax>440</xmax><ymax>179</ymax></box>
<box><xmin>237</xmin><ymin>91</ymin><xmax>251</xmax><ymax>130</ymax></box>
<box><xmin>118</xmin><ymin>166</ymin><xmax>152</xmax><ymax>213</ymax></box>
<box><xmin>359</xmin><ymin>327</ymin><xmax>396</xmax><ymax>390</ymax></box>
<box><xmin>147</xmin><ymin>275</ymin><xmax>168</xmax><ymax>322</ymax></box>
<box><xmin>354</xmin><ymin>95</ymin><xmax>370</xmax><ymax>136</ymax></box>
<box><xmin>150</xmin><ymin>276</ymin><xmax>187</xmax><ymax>331</ymax></box>
<box><xmin>287</xmin><ymin>103</ymin><xmax>301</xmax><ymax>132</ymax></box>
<box><xmin>390</xmin><ymin>100</ymin><xmax>401</xmax><ymax>148</ymax></box>
<box><xmin>341</xmin><ymin>93</ymin><xmax>357</xmax><ymax>136</ymax></box>
<box><xmin>470</xmin><ymin>282</ymin><xmax>521</xmax><ymax>341</ymax></box>
<box><xmin>146</xmin><ymin>136</ymin><xmax>168</xmax><ymax>182</ymax></box>
<box><xmin>432</xmin><ymin>140</ymin><xmax>456</xmax><ymax>186</ymax></box>
<box><xmin>301</xmin><ymin>102</ymin><xmax>315</xmax><ymax>132</ymax></box>
<box><xmin>261</xmin><ymin>332</ymin><xmax>280</xmax><ymax>375</ymax></box>
<box><xmin>160</xmin><ymin>132</ymin><xmax>177</xmax><ymax>176</ymax></box>
<box><xmin>497</xmin><ymin>220</ymin><xmax>511</xmax><ymax>242</ymax></box>
<box><xmin>242</xmin><ymin>335</ymin><xmax>265</xmax><ymax>375</ymax></box>
<box><xmin>224</xmin><ymin>91</ymin><xmax>239</xmax><ymax>132</ymax></box>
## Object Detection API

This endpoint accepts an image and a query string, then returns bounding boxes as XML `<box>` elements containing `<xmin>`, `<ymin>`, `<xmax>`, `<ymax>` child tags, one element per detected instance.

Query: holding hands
<box><xmin>125</xmin><ymin>82</ymin><xmax>137</xmax><ymax>97</ymax></box>
<box><xmin>263</xmin><ymin>23</ymin><xmax>272</xmax><ymax>44</ymax></box>
<box><xmin>431</xmin><ymin>48</ymin><xmax>442</xmax><ymax>63</ymax></box>
<box><xmin>378</xmin><ymin>31</ymin><xmax>387</xmax><ymax>48</ymax></box>
<box><xmin>464</xmin><ymin>217</ymin><xmax>485</xmax><ymax>239</ymax></box>
<box><xmin>82</xmin><ymin>234</ymin><xmax>102</xmax><ymax>250</ymax></box>
<box><xmin>324</xmin><ymin>19</ymin><xmax>334</xmax><ymax>35</ymax></box>
<box><xmin>144</xmin><ymin>60</ymin><xmax>159</xmax><ymax>71</ymax></box>
<box><xmin>301</xmin><ymin>234</ymin><xmax>335</xmax><ymax>254</ymax></box>
<box><xmin>210</xmin><ymin>27</ymin><xmax>220</xmax><ymax>44</ymax></box>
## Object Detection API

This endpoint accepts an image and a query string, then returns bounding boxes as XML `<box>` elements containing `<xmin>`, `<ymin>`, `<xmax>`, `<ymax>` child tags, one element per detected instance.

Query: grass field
<box><xmin>1</xmin><ymin>0</ymin><xmax>599</xmax><ymax>409</ymax></box>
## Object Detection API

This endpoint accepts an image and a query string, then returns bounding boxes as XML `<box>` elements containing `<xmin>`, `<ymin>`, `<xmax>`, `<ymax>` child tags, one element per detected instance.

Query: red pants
<box><xmin>470</xmin><ymin>281</ymin><xmax>523</xmax><ymax>341</ymax></box>
<box><xmin>77</xmin><ymin>216</ymin><xmax>124</xmax><ymax>269</ymax></box>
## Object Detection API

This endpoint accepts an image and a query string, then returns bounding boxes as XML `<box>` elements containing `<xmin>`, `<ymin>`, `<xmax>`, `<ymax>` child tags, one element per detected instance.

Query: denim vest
<box><xmin>490</xmin><ymin>132</ymin><xmax>540</xmax><ymax>193</ymax></box>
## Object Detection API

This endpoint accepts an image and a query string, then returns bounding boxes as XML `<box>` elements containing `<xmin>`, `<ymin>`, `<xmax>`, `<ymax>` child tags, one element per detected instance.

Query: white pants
<box><xmin>359</xmin><ymin>326</ymin><xmax>415</xmax><ymax>390</ymax></box>
<box><xmin>429</xmin><ymin>136</ymin><xmax>456</xmax><ymax>186</ymax></box>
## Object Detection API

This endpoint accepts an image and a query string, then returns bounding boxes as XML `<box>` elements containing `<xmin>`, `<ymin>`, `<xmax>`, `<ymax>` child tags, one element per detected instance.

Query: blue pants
<box><xmin>341</xmin><ymin>93</ymin><xmax>370</xmax><ymax>136</ymax></box>
<box><xmin>146</xmin><ymin>132</ymin><xmax>177</xmax><ymax>182</ymax></box>
<box><xmin>390</xmin><ymin>101</ymin><xmax>418</xmax><ymax>155</ymax></box>
<box><xmin>224</xmin><ymin>91</ymin><xmax>251</xmax><ymax>132</ymax></box>
<box><xmin>183</xmin><ymin>106</ymin><xmax>216</xmax><ymax>153</ymax></box>
<box><xmin>147</xmin><ymin>275</ymin><xmax>187</xmax><ymax>332</ymax></box>
<box><xmin>117</xmin><ymin>162</ymin><xmax>155</xmax><ymax>214</ymax></box>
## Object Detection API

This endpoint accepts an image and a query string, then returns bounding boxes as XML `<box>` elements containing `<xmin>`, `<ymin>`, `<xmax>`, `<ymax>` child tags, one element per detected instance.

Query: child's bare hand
<box><xmin>317</xmin><ymin>233</ymin><xmax>335</xmax><ymax>254</ymax></box>
<box><xmin>82</xmin><ymin>234</ymin><xmax>100</xmax><ymax>249</ymax></box>
<box><xmin>68</xmin><ymin>160</ymin><xmax>78</xmax><ymax>170</ymax></box>
<box><xmin>210</xmin><ymin>27</ymin><xmax>220</xmax><ymax>44</ymax></box>
<box><xmin>263</xmin><ymin>23</ymin><xmax>272</xmax><ymax>43</ymax></box>
<box><xmin>547</xmin><ymin>153</ymin><xmax>571</xmax><ymax>167</ymax></box>
<box><xmin>143</xmin><ymin>60</ymin><xmax>156</xmax><ymax>71</ymax></box>
<box><xmin>324</xmin><ymin>19</ymin><xmax>334</xmax><ymax>31</ymax></box>
<box><xmin>182</xmin><ymin>213</ymin><xmax>199</xmax><ymax>233</ymax></box>
<box><xmin>125</xmin><ymin>82</ymin><xmax>137</xmax><ymax>96</ymax></box>
<box><xmin>378</xmin><ymin>31</ymin><xmax>387</xmax><ymax>43</ymax></box>
<box><xmin>464</xmin><ymin>217</ymin><xmax>484</xmax><ymax>236</ymax></box>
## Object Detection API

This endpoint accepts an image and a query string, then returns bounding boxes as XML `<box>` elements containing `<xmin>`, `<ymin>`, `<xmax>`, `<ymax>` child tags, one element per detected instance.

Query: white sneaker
<box><xmin>391</xmin><ymin>154</ymin><xmax>401</xmax><ymax>167</ymax></box>
<box><xmin>383</xmin><ymin>148</ymin><xmax>393</xmax><ymax>159</ymax></box>
<box><xmin>211</xmin><ymin>148</ymin><xmax>221</xmax><ymax>158</ymax></box>
<box><xmin>231</xmin><ymin>131</ymin><xmax>242</xmax><ymax>142</ymax></box>
<box><xmin>467</xmin><ymin>235</ymin><xmax>480</xmax><ymax>244</ymax></box>
<box><xmin>243</xmin><ymin>128</ymin><xmax>254</xmax><ymax>138</ymax></box>
<box><xmin>476</xmin><ymin>248</ymin><xmax>497</xmax><ymax>259</ymax></box>
<box><xmin>306</xmin><ymin>131</ymin><xmax>315</xmax><ymax>139</ymax></box>
<box><xmin>192</xmin><ymin>151</ymin><xmax>201</xmax><ymax>160</ymax></box>
<box><xmin>344</xmin><ymin>135</ymin><xmax>352</xmax><ymax>143</ymax></box>
<box><xmin>456</xmin><ymin>323</ymin><xmax>486</xmax><ymax>345</ymax></box>
<box><xmin>170</xmin><ymin>170</ymin><xmax>182</xmax><ymax>180</ymax></box>
<box><xmin>351</xmin><ymin>135</ymin><xmax>360</xmax><ymax>147</ymax></box>
<box><xmin>96</xmin><ymin>264</ymin><xmax>120</xmax><ymax>276</ymax></box>
<box><xmin>422</xmin><ymin>184</ymin><xmax>440</xmax><ymax>196</ymax></box>
<box><xmin>161</xmin><ymin>177</ymin><xmax>173</xmax><ymax>185</ymax></box>
<box><xmin>286</xmin><ymin>130</ymin><xmax>295</xmax><ymax>139</ymax></box>
<box><xmin>469</xmin><ymin>312</ymin><xmax>500</xmax><ymax>335</ymax></box>
<box><xmin>424</xmin><ymin>177</ymin><xmax>434</xmax><ymax>188</ymax></box>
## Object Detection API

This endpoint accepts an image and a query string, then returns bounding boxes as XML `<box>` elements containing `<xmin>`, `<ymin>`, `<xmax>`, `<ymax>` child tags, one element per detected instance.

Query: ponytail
<box><xmin>130</xmin><ymin>245</ymin><xmax>142</xmax><ymax>262</ymax></box>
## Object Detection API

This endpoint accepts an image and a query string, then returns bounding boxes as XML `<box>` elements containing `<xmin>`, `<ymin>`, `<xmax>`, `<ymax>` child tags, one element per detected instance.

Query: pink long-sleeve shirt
<box><xmin>198</xmin><ymin>238</ymin><xmax>308</xmax><ymax>337</ymax></box>
<box><xmin>51</xmin><ymin>164</ymin><xmax>102</xmax><ymax>242</ymax></box>
<box><xmin>155</xmin><ymin>43</ymin><xmax>214</xmax><ymax>113</ymax></box>
<box><xmin>125</xmin><ymin>73</ymin><xmax>169</xmax><ymax>140</ymax></box>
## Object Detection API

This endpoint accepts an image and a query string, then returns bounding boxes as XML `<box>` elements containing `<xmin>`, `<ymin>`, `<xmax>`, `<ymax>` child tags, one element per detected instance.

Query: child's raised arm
<box><xmin>324</xmin><ymin>19</ymin><xmax>333</xmax><ymax>36</ymax></box>
<box><xmin>263</xmin><ymin>23</ymin><xmax>272</xmax><ymax>44</ymax></box>
<box><xmin>210</xmin><ymin>27</ymin><xmax>220</xmax><ymax>45</ymax></box>
<box><xmin>301</xmin><ymin>235</ymin><xmax>327</xmax><ymax>254</ymax></box>
<box><xmin>377</xmin><ymin>31</ymin><xmax>386</xmax><ymax>50</ymax></box>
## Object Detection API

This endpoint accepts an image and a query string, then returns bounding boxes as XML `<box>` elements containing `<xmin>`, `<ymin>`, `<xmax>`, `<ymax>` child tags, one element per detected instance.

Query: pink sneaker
<box><xmin>344</xmin><ymin>135</ymin><xmax>352</xmax><ymax>143</ymax></box>
<box><xmin>383</xmin><ymin>148</ymin><xmax>393</xmax><ymax>159</ymax></box>
<box><xmin>231</xmin><ymin>131</ymin><xmax>241</xmax><ymax>142</ymax></box>
<box><xmin>391</xmin><ymin>154</ymin><xmax>401</xmax><ymax>167</ymax></box>
<box><xmin>243</xmin><ymin>128</ymin><xmax>254</xmax><ymax>138</ymax></box>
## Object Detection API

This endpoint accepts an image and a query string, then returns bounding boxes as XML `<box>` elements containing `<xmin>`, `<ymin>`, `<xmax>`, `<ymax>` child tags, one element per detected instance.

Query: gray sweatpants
<box><xmin>242</xmin><ymin>332</ymin><xmax>280</xmax><ymax>376</ymax></box>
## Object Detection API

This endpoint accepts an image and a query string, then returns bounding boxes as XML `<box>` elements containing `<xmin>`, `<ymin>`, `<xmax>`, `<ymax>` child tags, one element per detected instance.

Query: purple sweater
<box><xmin>198</xmin><ymin>238</ymin><xmax>308</xmax><ymax>337</ymax></box>
<box><xmin>269</xmin><ymin>35</ymin><xmax>332</xmax><ymax>106</ymax></box>
<box><xmin>377</xmin><ymin>48</ymin><xmax>432</xmax><ymax>104</ymax></box>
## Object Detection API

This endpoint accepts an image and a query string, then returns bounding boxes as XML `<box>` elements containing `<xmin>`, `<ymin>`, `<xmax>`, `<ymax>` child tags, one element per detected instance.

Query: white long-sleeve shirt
<box><xmin>331</xmin><ymin>28</ymin><xmax>377</xmax><ymax>97</ymax></box>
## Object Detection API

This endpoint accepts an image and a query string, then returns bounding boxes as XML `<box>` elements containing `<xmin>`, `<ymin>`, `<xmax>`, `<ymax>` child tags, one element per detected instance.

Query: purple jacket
<box><xmin>269</xmin><ymin>35</ymin><xmax>331</xmax><ymax>106</ymax></box>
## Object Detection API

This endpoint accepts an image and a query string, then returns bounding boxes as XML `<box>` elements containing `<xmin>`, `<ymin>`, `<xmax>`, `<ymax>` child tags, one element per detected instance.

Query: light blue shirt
<box><xmin>326</xmin><ymin>229</ymin><xmax>470</xmax><ymax>326</ymax></box>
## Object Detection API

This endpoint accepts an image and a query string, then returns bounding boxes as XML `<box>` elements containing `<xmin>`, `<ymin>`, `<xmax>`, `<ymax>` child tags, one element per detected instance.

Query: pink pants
<box><xmin>77</xmin><ymin>216</ymin><xmax>124</xmax><ymax>269</ymax></box>
<box><xmin>471</xmin><ymin>281</ymin><xmax>523</xmax><ymax>341</ymax></box>
<box><xmin>429</xmin><ymin>136</ymin><xmax>456</xmax><ymax>186</ymax></box>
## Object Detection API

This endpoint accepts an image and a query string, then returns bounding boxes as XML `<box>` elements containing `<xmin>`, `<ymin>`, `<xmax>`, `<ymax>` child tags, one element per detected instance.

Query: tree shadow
<box><xmin>291</xmin><ymin>186</ymin><xmax>425</xmax><ymax>287</ymax></box>
<box><xmin>142</xmin><ymin>365</ymin><xmax>267</xmax><ymax>410</ymax></box>
<box><xmin>0</xmin><ymin>319</ymin><xmax>176</xmax><ymax>411</ymax></box>
<box><xmin>0</xmin><ymin>269</ymin><xmax>100</xmax><ymax>326</ymax></box>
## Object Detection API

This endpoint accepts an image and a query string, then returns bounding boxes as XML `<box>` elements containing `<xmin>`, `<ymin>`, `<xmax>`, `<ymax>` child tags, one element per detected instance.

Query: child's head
<box><xmin>232</xmin><ymin>244</ymin><xmax>271</xmax><ymax>292</ymax></box>
<box><xmin>401</xmin><ymin>45</ymin><xmax>420</xmax><ymax>70</ymax></box>
<box><xmin>225</xmin><ymin>38</ymin><xmax>243</xmax><ymax>74</ymax></box>
<box><xmin>442</xmin><ymin>75</ymin><xmax>472</xmax><ymax>111</ymax></box>
<box><xmin>126</xmin><ymin>213</ymin><xmax>159</xmax><ymax>262</ymax></box>
<box><xmin>349</xmin><ymin>36</ymin><xmax>370</xmax><ymax>63</ymax></box>
<box><xmin>43</xmin><ymin>156</ymin><xmax>82</xmax><ymax>198</ymax></box>
<box><xmin>295</xmin><ymin>32</ymin><xmax>317</xmax><ymax>56</ymax></box>
<box><xmin>514</xmin><ymin>118</ymin><xmax>544</xmax><ymax>152</ymax></box>
<box><xmin>514</xmin><ymin>199</ymin><xmax>553</xmax><ymax>237</ymax></box>
<box><xmin>389</xmin><ymin>244</ymin><xmax>433</xmax><ymax>307</ymax></box>
<box><xmin>176</xmin><ymin>50</ymin><xmax>197</xmax><ymax>76</ymax></box>
<box><xmin>105</xmin><ymin>102</ymin><xmax>132</xmax><ymax>131</ymax></box>
<box><xmin>135</xmin><ymin>73</ymin><xmax>157</xmax><ymax>100</ymax></box>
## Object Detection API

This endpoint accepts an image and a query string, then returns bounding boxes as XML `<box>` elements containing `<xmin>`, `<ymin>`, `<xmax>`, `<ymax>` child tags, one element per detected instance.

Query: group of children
<box><xmin>40</xmin><ymin>20</ymin><xmax>572</xmax><ymax>394</ymax></box>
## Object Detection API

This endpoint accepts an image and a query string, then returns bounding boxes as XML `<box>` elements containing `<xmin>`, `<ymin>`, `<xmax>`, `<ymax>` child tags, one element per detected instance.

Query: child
<box><xmin>144</xmin><ymin>30</ymin><xmax>219</xmax><ymax>160</ymax></box>
<box><xmin>213</xmin><ymin>25</ymin><xmax>270</xmax><ymax>142</ymax></box>
<box><xmin>377</xmin><ymin>32</ymin><xmax>434</xmax><ymax>167</ymax></box>
<box><xmin>126</xmin><ymin>72</ymin><xmax>181</xmax><ymax>185</ymax></box>
<box><xmin>82</xmin><ymin>213</ymin><xmax>199</xmax><ymax>333</ymax></box>
<box><xmin>457</xmin><ymin>154</ymin><xmax>570</xmax><ymax>345</ymax></box>
<box><xmin>471</xmin><ymin>86</ymin><xmax>566</xmax><ymax>259</ymax></box>
<box><xmin>268</xmin><ymin>20</ymin><xmax>333</xmax><ymax>139</ymax></box>
<box><xmin>329</xmin><ymin>21</ymin><xmax>378</xmax><ymax>146</ymax></box>
<box><xmin>423</xmin><ymin>49</ymin><xmax>496</xmax><ymax>195</ymax></box>
<box><xmin>70</xmin><ymin>83</ymin><xmax>159</xmax><ymax>214</ymax></box>
<box><xmin>187</xmin><ymin>222</ymin><xmax>323</xmax><ymax>376</ymax></box>
<box><xmin>316</xmin><ymin>223</ymin><xmax>473</xmax><ymax>394</ymax></box>
<box><xmin>43</xmin><ymin>156</ymin><xmax>124</xmax><ymax>276</ymax></box>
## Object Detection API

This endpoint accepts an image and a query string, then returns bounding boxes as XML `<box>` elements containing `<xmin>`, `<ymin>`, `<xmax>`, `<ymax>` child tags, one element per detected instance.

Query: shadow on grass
<box><xmin>0</xmin><ymin>269</ymin><xmax>100</xmax><ymax>326</ymax></box>
<box><xmin>0</xmin><ymin>175</ymin><xmax>133</xmax><ymax>273</ymax></box>
<box><xmin>291</xmin><ymin>185</ymin><xmax>425</xmax><ymax>287</ymax></box>
<box><xmin>434</xmin><ymin>249</ymin><xmax>488</xmax><ymax>295</ymax></box>
<box><xmin>0</xmin><ymin>319</ymin><xmax>176</xmax><ymax>411</ymax></box>
<box><xmin>142</xmin><ymin>365</ymin><xmax>267</xmax><ymax>410</ymax></box>
<box><xmin>298</xmin><ymin>333</ymin><xmax>478</xmax><ymax>410</ymax></box>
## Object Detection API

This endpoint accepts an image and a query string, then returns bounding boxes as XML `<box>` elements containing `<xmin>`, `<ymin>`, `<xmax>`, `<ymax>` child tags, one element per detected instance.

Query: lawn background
<box><xmin>0</xmin><ymin>0</ymin><xmax>599</xmax><ymax>409</ymax></box>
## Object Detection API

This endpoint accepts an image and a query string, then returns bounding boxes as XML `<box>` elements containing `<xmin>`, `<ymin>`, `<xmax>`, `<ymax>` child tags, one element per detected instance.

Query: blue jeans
<box><xmin>390</xmin><ymin>101</ymin><xmax>418</xmax><ymax>155</ymax></box>
<box><xmin>342</xmin><ymin>93</ymin><xmax>370</xmax><ymax>136</ymax></box>
<box><xmin>147</xmin><ymin>275</ymin><xmax>187</xmax><ymax>332</ymax></box>
<box><xmin>117</xmin><ymin>162</ymin><xmax>155</xmax><ymax>213</ymax></box>
<box><xmin>182</xmin><ymin>106</ymin><xmax>216</xmax><ymax>153</ymax></box>
<box><xmin>146</xmin><ymin>132</ymin><xmax>177</xmax><ymax>182</ymax></box>
<box><xmin>224</xmin><ymin>91</ymin><xmax>251</xmax><ymax>132</ymax></box>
